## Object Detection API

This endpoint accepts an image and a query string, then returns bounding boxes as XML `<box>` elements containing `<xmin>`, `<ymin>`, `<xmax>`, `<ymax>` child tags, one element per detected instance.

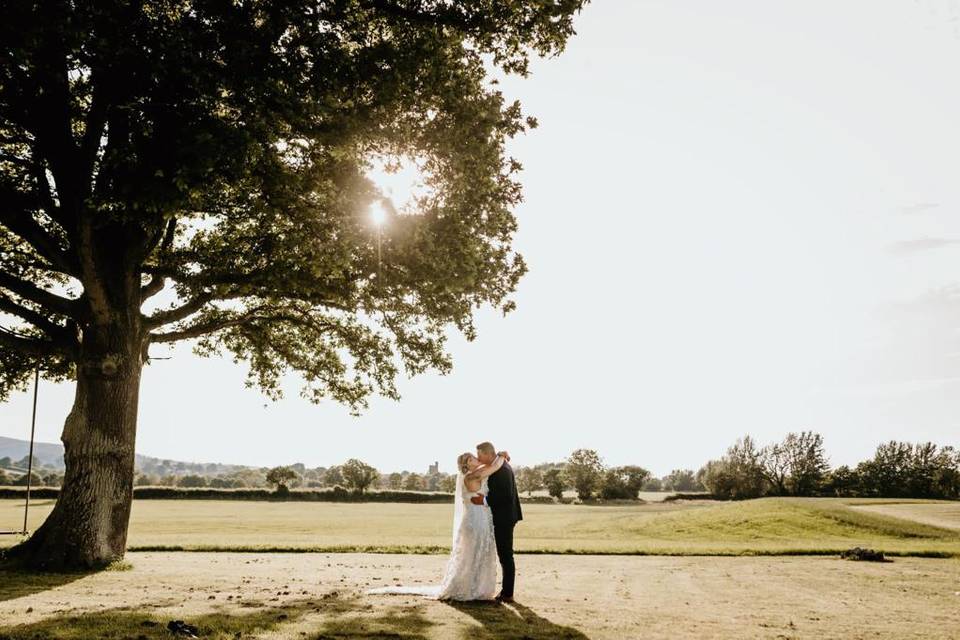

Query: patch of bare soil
<box><xmin>2</xmin><ymin>553</ymin><xmax>959</xmax><ymax>639</ymax></box>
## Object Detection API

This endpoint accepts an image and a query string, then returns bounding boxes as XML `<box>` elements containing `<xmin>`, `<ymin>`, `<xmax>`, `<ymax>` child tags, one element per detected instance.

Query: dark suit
<box><xmin>486</xmin><ymin>461</ymin><xmax>522</xmax><ymax>598</ymax></box>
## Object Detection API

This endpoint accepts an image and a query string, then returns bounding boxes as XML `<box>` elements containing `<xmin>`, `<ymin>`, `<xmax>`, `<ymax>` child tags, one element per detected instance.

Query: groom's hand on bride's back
<box><xmin>470</xmin><ymin>494</ymin><xmax>485</xmax><ymax>506</ymax></box>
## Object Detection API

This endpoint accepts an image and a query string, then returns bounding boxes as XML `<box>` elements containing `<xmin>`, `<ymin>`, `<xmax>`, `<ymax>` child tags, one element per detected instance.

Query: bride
<box><xmin>367</xmin><ymin>450</ymin><xmax>508</xmax><ymax>601</ymax></box>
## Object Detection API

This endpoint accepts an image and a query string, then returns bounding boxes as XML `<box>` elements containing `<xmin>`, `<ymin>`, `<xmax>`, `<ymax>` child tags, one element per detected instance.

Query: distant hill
<box><xmin>0</xmin><ymin>435</ymin><xmax>253</xmax><ymax>476</ymax></box>
<box><xmin>0</xmin><ymin>435</ymin><xmax>64</xmax><ymax>468</ymax></box>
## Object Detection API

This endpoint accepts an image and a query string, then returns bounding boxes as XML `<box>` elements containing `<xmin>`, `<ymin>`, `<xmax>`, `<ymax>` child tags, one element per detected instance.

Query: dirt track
<box><xmin>2</xmin><ymin>552</ymin><xmax>959</xmax><ymax>639</ymax></box>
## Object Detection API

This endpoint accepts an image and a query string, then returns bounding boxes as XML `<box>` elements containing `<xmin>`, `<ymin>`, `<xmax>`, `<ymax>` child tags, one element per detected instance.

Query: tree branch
<box><xmin>141</xmin><ymin>264</ymin><xmax>353</xmax><ymax>313</ymax></box>
<box><xmin>160</xmin><ymin>218</ymin><xmax>176</xmax><ymax>252</ymax></box>
<box><xmin>0</xmin><ymin>325</ymin><xmax>69</xmax><ymax>357</ymax></box>
<box><xmin>148</xmin><ymin>307</ymin><xmax>326</xmax><ymax>344</ymax></box>
<box><xmin>148</xmin><ymin>309</ymin><xmax>265</xmax><ymax>344</ymax></box>
<box><xmin>75</xmin><ymin>214</ymin><xmax>112</xmax><ymax>324</ymax></box>
<box><xmin>143</xmin><ymin>290</ymin><xmax>215</xmax><ymax>329</ymax></box>
<box><xmin>137</xmin><ymin>219</ymin><xmax>177</xmax><ymax>304</ymax></box>
<box><xmin>80</xmin><ymin>78</ymin><xmax>108</xmax><ymax>179</ymax></box>
<box><xmin>0</xmin><ymin>271</ymin><xmax>78</xmax><ymax>317</ymax></box>
<box><xmin>139</xmin><ymin>274</ymin><xmax>166</xmax><ymax>302</ymax></box>
<box><xmin>0</xmin><ymin>205</ymin><xmax>75</xmax><ymax>275</ymax></box>
<box><xmin>0</xmin><ymin>292</ymin><xmax>69</xmax><ymax>338</ymax></box>
<box><xmin>27</xmin><ymin>30</ymin><xmax>81</xmax><ymax>213</ymax></box>
<box><xmin>31</xmin><ymin>156</ymin><xmax>69</xmax><ymax>232</ymax></box>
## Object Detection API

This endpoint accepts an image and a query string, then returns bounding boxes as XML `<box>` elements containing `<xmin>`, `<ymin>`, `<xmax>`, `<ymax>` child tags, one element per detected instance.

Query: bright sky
<box><xmin>3</xmin><ymin>1</ymin><xmax>960</xmax><ymax>476</ymax></box>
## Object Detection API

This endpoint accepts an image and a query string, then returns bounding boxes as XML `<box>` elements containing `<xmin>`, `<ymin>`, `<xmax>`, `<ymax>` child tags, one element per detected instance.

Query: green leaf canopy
<box><xmin>0</xmin><ymin>0</ymin><xmax>587</xmax><ymax>411</ymax></box>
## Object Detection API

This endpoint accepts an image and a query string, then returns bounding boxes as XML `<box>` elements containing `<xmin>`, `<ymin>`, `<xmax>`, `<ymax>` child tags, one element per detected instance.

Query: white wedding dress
<box><xmin>367</xmin><ymin>473</ymin><xmax>498</xmax><ymax>601</ymax></box>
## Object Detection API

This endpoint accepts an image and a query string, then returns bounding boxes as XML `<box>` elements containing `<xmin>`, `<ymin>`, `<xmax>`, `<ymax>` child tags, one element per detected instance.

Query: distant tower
<box><xmin>428</xmin><ymin>461</ymin><xmax>439</xmax><ymax>475</ymax></box>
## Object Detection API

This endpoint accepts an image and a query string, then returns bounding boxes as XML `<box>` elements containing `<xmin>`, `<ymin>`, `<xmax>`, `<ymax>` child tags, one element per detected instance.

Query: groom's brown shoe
<box><xmin>495</xmin><ymin>593</ymin><xmax>514</xmax><ymax>604</ymax></box>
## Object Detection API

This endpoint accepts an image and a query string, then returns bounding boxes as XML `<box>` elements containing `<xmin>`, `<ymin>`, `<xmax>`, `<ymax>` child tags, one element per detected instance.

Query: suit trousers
<box><xmin>493</xmin><ymin>520</ymin><xmax>516</xmax><ymax>597</ymax></box>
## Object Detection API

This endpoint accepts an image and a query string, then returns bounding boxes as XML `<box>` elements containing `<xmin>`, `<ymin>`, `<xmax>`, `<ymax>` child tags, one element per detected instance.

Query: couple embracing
<box><xmin>369</xmin><ymin>441</ymin><xmax>522</xmax><ymax>602</ymax></box>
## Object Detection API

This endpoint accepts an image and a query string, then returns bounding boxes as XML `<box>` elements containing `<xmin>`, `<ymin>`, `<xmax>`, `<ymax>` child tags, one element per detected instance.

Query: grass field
<box><xmin>850</xmin><ymin>500</ymin><xmax>960</xmax><ymax>530</ymax></box>
<box><xmin>2</xmin><ymin>498</ymin><xmax>959</xmax><ymax>639</ymax></box>
<box><xmin>3</xmin><ymin>497</ymin><xmax>959</xmax><ymax>557</ymax></box>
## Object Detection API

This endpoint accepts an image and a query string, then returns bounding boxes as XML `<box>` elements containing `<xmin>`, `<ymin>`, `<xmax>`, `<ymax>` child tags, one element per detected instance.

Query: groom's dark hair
<box><xmin>476</xmin><ymin>442</ymin><xmax>496</xmax><ymax>456</ymax></box>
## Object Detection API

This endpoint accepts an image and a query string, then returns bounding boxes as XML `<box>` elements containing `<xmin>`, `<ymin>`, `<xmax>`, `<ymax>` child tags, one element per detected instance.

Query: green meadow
<box><xmin>3</xmin><ymin>497</ymin><xmax>958</xmax><ymax>557</ymax></box>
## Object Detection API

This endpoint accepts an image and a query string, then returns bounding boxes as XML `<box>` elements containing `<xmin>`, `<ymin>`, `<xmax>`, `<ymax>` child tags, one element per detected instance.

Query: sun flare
<box><xmin>366</xmin><ymin>155</ymin><xmax>431</xmax><ymax>215</ymax></box>
<box><xmin>369</xmin><ymin>200</ymin><xmax>388</xmax><ymax>226</ymax></box>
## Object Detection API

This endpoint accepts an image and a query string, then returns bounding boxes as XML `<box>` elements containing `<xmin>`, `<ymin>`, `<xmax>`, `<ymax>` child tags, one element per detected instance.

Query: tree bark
<box><xmin>6</xmin><ymin>321</ymin><xmax>143</xmax><ymax>570</ymax></box>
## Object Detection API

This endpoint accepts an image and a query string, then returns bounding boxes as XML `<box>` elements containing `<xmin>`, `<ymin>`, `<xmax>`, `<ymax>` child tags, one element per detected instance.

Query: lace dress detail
<box><xmin>367</xmin><ymin>475</ymin><xmax>498</xmax><ymax>601</ymax></box>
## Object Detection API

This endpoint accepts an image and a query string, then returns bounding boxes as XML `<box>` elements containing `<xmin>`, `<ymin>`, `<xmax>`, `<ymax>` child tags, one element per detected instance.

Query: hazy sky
<box><xmin>3</xmin><ymin>1</ymin><xmax>960</xmax><ymax>476</ymax></box>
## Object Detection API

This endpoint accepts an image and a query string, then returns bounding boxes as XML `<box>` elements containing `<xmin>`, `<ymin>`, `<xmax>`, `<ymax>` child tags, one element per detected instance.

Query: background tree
<box><xmin>856</xmin><ymin>441</ymin><xmax>960</xmax><ymax>499</ymax></box>
<box><xmin>302</xmin><ymin>468</ymin><xmax>324</xmax><ymax>487</ymax></box>
<box><xmin>13</xmin><ymin>471</ymin><xmax>44</xmax><ymax>487</ymax></box>
<box><xmin>856</xmin><ymin>441</ymin><xmax>914</xmax><ymax>498</ymax></box>
<box><xmin>543</xmin><ymin>467</ymin><xmax>566</xmax><ymax>500</ymax></box>
<box><xmin>564</xmin><ymin>449</ymin><xmax>604</xmax><ymax>501</ymax></box>
<box><xmin>438</xmin><ymin>474</ymin><xmax>457</xmax><ymax>494</ymax></box>
<box><xmin>822</xmin><ymin>465</ymin><xmax>859</xmax><ymax>497</ymax></box>
<box><xmin>340</xmin><ymin>458</ymin><xmax>379</xmax><ymax>494</ymax></box>
<box><xmin>619</xmin><ymin>466</ymin><xmax>651</xmax><ymax>496</ymax></box>
<box><xmin>697</xmin><ymin>459</ymin><xmax>736</xmax><ymax>499</ymax></box>
<box><xmin>599</xmin><ymin>466</ymin><xmax>649</xmax><ymax>499</ymax></box>
<box><xmin>386</xmin><ymin>472</ymin><xmax>403</xmax><ymax>491</ymax></box>
<box><xmin>599</xmin><ymin>469</ymin><xmax>625</xmax><ymax>499</ymax></box>
<box><xmin>265</xmin><ymin>466</ymin><xmax>299</xmax><ymax>493</ymax></box>
<box><xmin>759</xmin><ymin>443</ymin><xmax>790</xmax><ymax>495</ymax></box>
<box><xmin>782</xmin><ymin>431</ymin><xmax>829</xmax><ymax>496</ymax></box>
<box><xmin>176</xmin><ymin>474</ymin><xmax>207</xmax><ymax>488</ymax></box>
<box><xmin>725</xmin><ymin>435</ymin><xmax>768</xmax><ymax>498</ymax></box>
<box><xmin>42</xmin><ymin>472</ymin><xmax>64</xmax><ymax>487</ymax></box>
<box><xmin>931</xmin><ymin>446</ymin><xmax>960</xmax><ymax>499</ymax></box>
<box><xmin>403</xmin><ymin>473</ymin><xmax>425</xmax><ymax>491</ymax></box>
<box><xmin>0</xmin><ymin>0</ymin><xmax>586</xmax><ymax>569</ymax></box>
<box><xmin>230</xmin><ymin>468</ymin><xmax>267</xmax><ymax>489</ymax></box>
<box><xmin>322</xmin><ymin>466</ymin><xmax>344</xmax><ymax>488</ymax></box>
<box><xmin>641</xmin><ymin>476</ymin><xmax>663</xmax><ymax>492</ymax></box>
<box><xmin>14</xmin><ymin>455</ymin><xmax>40</xmax><ymax>471</ymax></box>
<box><xmin>699</xmin><ymin>436</ymin><xmax>767</xmax><ymax>499</ymax></box>
<box><xmin>660</xmin><ymin>468</ymin><xmax>699</xmax><ymax>493</ymax></box>
<box><xmin>516</xmin><ymin>466</ymin><xmax>544</xmax><ymax>496</ymax></box>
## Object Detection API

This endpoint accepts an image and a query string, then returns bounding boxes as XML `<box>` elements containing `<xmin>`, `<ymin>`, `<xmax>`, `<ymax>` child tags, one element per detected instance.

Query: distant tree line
<box><xmin>1</xmin><ymin>453</ymin><xmax>461</xmax><ymax>493</ymax></box>
<box><xmin>0</xmin><ymin>456</ymin><xmax>64</xmax><ymax>487</ymax></box>
<box><xmin>509</xmin><ymin>452</ymin><xmax>703</xmax><ymax>501</ymax></box>
<box><xmin>697</xmin><ymin>433</ymin><xmax>960</xmax><ymax>500</ymax></box>
<box><xmin>505</xmin><ymin>433</ymin><xmax>959</xmax><ymax>502</ymax></box>
<box><xmin>4</xmin><ymin>434</ymin><xmax>957</xmax><ymax>501</ymax></box>
<box><xmin>125</xmin><ymin>458</ymin><xmax>459</xmax><ymax>494</ymax></box>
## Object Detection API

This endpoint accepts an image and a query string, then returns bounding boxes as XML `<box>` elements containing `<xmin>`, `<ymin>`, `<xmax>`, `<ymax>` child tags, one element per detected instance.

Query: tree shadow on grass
<box><xmin>0</xmin><ymin>593</ymin><xmax>441</xmax><ymax>640</ymax></box>
<box><xmin>313</xmin><ymin>602</ymin><xmax>435</xmax><ymax>639</ymax></box>
<box><xmin>446</xmin><ymin>600</ymin><xmax>591</xmax><ymax>640</ymax></box>
<box><xmin>0</xmin><ymin>596</ymin><xmax>338</xmax><ymax>640</ymax></box>
<box><xmin>0</xmin><ymin>565</ymin><xmax>91</xmax><ymax>603</ymax></box>
<box><xmin>0</xmin><ymin>589</ymin><xmax>589</xmax><ymax>640</ymax></box>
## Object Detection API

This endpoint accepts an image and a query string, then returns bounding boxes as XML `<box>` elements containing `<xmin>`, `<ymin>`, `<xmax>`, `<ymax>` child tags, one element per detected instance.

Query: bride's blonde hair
<box><xmin>457</xmin><ymin>452</ymin><xmax>473</xmax><ymax>474</ymax></box>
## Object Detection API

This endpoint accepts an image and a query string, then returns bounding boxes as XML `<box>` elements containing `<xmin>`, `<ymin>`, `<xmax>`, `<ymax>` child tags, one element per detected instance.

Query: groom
<box><xmin>471</xmin><ymin>441</ymin><xmax>523</xmax><ymax>603</ymax></box>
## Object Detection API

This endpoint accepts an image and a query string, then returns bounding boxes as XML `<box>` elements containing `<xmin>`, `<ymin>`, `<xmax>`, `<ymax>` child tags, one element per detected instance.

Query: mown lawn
<box><xmin>2</xmin><ymin>496</ymin><xmax>958</xmax><ymax>556</ymax></box>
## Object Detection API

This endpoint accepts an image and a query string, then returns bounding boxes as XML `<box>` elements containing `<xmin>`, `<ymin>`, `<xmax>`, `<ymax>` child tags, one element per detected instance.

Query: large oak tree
<box><xmin>0</xmin><ymin>0</ymin><xmax>585</xmax><ymax>569</ymax></box>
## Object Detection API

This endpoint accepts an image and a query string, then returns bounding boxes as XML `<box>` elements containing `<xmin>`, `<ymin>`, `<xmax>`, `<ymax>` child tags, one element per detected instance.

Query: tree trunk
<box><xmin>7</xmin><ymin>322</ymin><xmax>143</xmax><ymax>571</ymax></box>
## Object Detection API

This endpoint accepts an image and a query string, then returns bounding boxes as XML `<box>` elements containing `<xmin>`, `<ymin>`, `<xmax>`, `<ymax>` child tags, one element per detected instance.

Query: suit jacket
<box><xmin>486</xmin><ymin>461</ymin><xmax>523</xmax><ymax>527</ymax></box>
